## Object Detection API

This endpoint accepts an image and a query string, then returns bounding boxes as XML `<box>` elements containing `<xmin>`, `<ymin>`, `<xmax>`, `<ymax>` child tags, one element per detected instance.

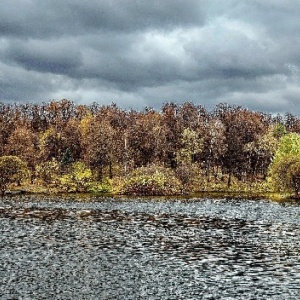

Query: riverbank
<box><xmin>4</xmin><ymin>182</ymin><xmax>292</xmax><ymax>202</ymax></box>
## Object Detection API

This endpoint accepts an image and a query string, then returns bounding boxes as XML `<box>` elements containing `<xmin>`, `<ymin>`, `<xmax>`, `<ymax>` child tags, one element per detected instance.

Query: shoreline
<box><xmin>3</xmin><ymin>187</ymin><xmax>293</xmax><ymax>202</ymax></box>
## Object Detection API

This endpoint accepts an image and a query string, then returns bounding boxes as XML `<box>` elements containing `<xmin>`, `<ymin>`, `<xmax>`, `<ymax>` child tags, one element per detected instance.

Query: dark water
<box><xmin>1</xmin><ymin>196</ymin><xmax>300</xmax><ymax>299</ymax></box>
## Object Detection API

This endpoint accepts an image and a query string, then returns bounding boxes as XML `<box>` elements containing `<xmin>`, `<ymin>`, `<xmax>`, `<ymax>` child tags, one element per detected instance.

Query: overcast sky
<box><xmin>1</xmin><ymin>0</ymin><xmax>300</xmax><ymax>114</ymax></box>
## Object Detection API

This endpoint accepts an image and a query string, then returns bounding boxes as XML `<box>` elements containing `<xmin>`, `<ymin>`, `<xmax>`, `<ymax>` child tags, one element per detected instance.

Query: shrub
<box><xmin>267</xmin><ymin>155</ymin><xmax>300</xmax><ymax>197</ymax></box>
<box><xmin>175</xmin><ymin>162</ymin><xmax>201</xmax><ymax>191</ymax></box>
<box><xmin>87</xmin><ymin>180</ymin><xmax>112</xmax><ymax>193</ymax></box>
<box><xmin>0</xmin><ymin>156</ymin><xmax>29</xmax><ymax>195</ymax></box>
<box><xmin>58</xmin><ymin>161</ymin><xmax>93</xmax><ymax>192</ymax></box>
<box><xmin>121</xmin><ymin>165</ymin><xmax>182</xmax><ymax>196</ymax></box>
<box><xmin>266</xmin><ymin>132</ymin><xmax>300</xmax><ymax>197</ymax></box>
<box><xmin>35</xmin><ymin>159</ymin><xmax>60</xmax><ymax>184</ymax></box>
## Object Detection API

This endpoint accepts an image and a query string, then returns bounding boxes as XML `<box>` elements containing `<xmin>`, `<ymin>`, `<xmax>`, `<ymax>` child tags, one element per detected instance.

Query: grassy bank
<box><xmin>4</xmin><ymin>176</ymin><xmax>292</xmax><ymax>202</ymax></box>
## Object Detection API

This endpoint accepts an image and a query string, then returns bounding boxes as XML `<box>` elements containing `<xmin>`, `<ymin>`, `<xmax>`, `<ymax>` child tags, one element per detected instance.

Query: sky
<box><xmin>1</xmin><ymin>0</ymin><xmax>300</xmax><ymax>114</ymax></box>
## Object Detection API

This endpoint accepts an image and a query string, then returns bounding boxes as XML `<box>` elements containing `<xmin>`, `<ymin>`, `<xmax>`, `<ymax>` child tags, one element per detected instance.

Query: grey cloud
<box><xmin>68</xmin><ymin>0</ymin><xmax>205</xmax><ymax>31</ymax></box>
<box><xmin>5</xmin><ymin>38</ymin><xmax>82</xmax><ymax>75</ymax></box>
<box><xmin>1</xmin><ymin>0</ymin><xmax>300</xmax><ymax>114</ymax></box>
<box><xmin>0</xmin><ymin>0</ymin><xmax>205</xmax><ymax>38</ymax></box>
<box><xmin>0</xmin><ymin>62</ymin><xmax>71</xmax><ymax>102</ymax></box>
<box><xmin>236</xmin><ymin>1</ymin><xmax>300</xmax><ymax>35</ymax></box>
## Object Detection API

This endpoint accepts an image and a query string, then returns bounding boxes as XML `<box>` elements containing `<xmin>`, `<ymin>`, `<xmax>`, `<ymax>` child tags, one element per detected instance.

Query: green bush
<box><xmin>87</xmin><ymin>180</ymin><xmax>112</xmax><ymax>193</ymax></box>
<box><xmin>267</xmin><ymin>155</ymin><xmax>300</xmax><ymax>197</ymax></box>
<box><xmin>266</xmin><ymin>132</ymin><xmax>300</xmax><ymax>197</ymax></box>
<box><xmin>0</xmin><ymin>156</ymin><xmax>29</xmax><ymax>194</ymax></box>
<box><xmin>58</xmin><ymin>161</ymin><xmax>93</xmax><ymax>192</ymax></box>
<box><xmin>121</xmin><ymin>165</ymin><xmax>182</xmax><ymax>196</ymax></box>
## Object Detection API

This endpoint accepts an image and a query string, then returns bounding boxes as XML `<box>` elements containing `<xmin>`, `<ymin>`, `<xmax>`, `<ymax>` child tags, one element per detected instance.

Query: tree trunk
<box><xmin>227</xmin><ymin>172</ymin><xmax>232</xmax><ymax>188</ymax></box>
<box><xmin>109</xmin><ymin>161</ymin><xmax>113</xmax><ymax>179</ymax></box>
<box><xmin>97</xmin><ymin>168</ymin><xmax>103</xmax><ymax>181</ymax></box>
<box><xmin>0</xmin><ymin>184</ymin><xmax>5</xmax><ymax>196</ymax></box>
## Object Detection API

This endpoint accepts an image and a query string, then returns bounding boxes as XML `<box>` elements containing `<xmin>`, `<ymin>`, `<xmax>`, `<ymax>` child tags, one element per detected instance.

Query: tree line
<box><xmin>1</xmin><ymin>99</ymin><xmax>300</xmax><ymax>195</ymax></box>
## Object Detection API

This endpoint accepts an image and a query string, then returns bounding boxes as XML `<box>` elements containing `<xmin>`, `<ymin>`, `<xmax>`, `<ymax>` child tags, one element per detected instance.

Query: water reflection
<box><xmin>1</xmin><ymin>196</ymin><xmax>300</xmax><ymax>299</ymax></box>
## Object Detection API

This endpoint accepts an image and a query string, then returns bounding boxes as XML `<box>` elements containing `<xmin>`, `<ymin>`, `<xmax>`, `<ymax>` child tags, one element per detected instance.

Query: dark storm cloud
<box><xmin>1</xmin><ymin>0</ymin><xmax>300</xmax><ymax>114</ymax></box>
<box><xmin>0</xmin><ymin>0</ymin><xmax>204</xmax><ymax>38</ymax></box>
<box><xmin>5</xmin><ymin>39</ymin><xmax>82</xmax><ymax>74</ymax></box>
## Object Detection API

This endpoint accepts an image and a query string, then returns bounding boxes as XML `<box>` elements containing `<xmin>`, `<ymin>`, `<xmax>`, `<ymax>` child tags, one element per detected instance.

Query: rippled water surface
<box><xmin>1</xmin><ymin>195</ymin><xmax>300</xmax><ymax>299</ymax></box>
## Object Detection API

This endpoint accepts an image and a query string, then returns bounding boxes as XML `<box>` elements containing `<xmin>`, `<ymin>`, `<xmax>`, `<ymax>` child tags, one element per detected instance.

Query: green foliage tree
<box><xmin>0</xmin><ymin>156</ymin><xmax>28</xmax><ymax>195</ymax></box>
<box><xmin>268</xmin><ymin>155</ymin><xmax>300</xmax><ymax>197</ymax></box>
<box><xmin>273</xmin><ymin>132</ymin><xmax>300</xmax><ymax>162</ymax></box>
<box><xmin>267</xmin><ymin>133</ymin><xmax>300</xmax><ymax>197</ymax></box>
<box><xmin>273</xmin><ymin>123</ymin><xmax>287</xmax><ymax>139</ymax></box>
<box><xmin>177</xmin><ymin>128</ymin><xmax>203</xmax><ymax>164</ymax></box>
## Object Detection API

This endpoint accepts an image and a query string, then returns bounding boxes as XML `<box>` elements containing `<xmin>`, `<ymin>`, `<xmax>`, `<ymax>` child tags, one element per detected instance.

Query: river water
<box><xmin>1</xmin><ymin>195</ymin><xmax>300</xmax><ymax>299</ymax></box>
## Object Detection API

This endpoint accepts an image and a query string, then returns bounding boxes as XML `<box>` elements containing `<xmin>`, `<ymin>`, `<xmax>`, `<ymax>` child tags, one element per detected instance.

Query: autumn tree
<box><xmin>243</xmin><ymin>125</ymin><xmax>282</xmax><ymax>179</ymax></box>
<box><xmin>126</xmin><ymin>109</ymin><xmax>166</xmax><ymax>168</ymax></box>
<box><xmin>214</xmin><ymin>104</ymin><xmax>266</xmax><ymax>186</ymax></box>
<box><xmin>0</xmin><ymin>104</ymin><xmax>16</xmax><ymax>156</ymax></box>
<box><xmin>177</xmin><ymin>102</ymin><xmax>207</xmax><ymax>131</ymax></box>
<box><xmin>38</xmin><ymin>128</ymin><xmax>64</xmax><ymax>163</ymax></box>
<box><xmin>5</xmin><ymin>127</ymin><xmax>38</xmax><ymax>180</ymax></box>
<box><xmin>35</xmin><ymin>159</ymin><xmax>60</xmax><ymax>185</ymax></box>
<box><xmin>97</xmin><ymin>104</ymin><xmax>129</xmax><ymax>175</ymax></box>
<box><xmin>80</xmin><ymin>115</ymin><xmax>116</xmax><ymax>180</ymax></box>
<box><xmin>200</xmin><ymin>118</ymin><xmax>227</xmax><ymax>178</ymax></box>
<box><xmin>60</xmin><ymin>119</ymin><xmax>82</xmax><ymax>167</ymax></box>
<box><xmin>1</xmin><ymin>99</ymin><xmax>300</xmax><ymax>195</ymax></box>
<box><xmin>30</xmin><ymin>103</ymin><xmax>49</xmax><ymax>132</ymax></box>
<box><xmin>285</xmin><ymin>113</ymin><xmax>300</xmax><ymax>133</ymax></box>
<box><xmin>161</xmin><ymin>102</ymin><xmax>182</xmax><ymax>168</ymax></box>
